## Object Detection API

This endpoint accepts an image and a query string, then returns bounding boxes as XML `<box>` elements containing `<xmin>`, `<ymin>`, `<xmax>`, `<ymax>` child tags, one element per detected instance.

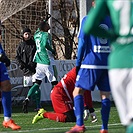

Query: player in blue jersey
<box><xmin>66</xmin><ymin>2</ymin><xmax>111</xmax><ymax>133</ymax></box>
<box><xmin>0</xmin><ymin>22</ymin><xmax>21</xmax><ymax>130</ymax></box>
<box><xmin>83</xmin><ymin>0</ymin><xmax>133</xmax><ymax>133</ymax></box>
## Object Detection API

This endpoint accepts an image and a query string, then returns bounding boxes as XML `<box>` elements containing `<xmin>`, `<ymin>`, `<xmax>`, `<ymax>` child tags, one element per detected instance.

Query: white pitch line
<box><xmin>0</xmin><ymin>123</ymin><xmax>122</xmax><ymax>133</ymax></box>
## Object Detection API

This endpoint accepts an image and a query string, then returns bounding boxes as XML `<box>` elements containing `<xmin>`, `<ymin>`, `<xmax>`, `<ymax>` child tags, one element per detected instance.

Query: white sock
<box><xmin>4</xmin><ymin>117</ymin><xmax>11</xmax><ymax>122</ymax></box>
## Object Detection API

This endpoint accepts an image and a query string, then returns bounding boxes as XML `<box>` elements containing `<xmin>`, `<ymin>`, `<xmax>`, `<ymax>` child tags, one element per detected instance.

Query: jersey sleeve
<box><xmin>76</xmin><ymin>17</ymin><xmax>87</xmax><ymax>67</ymax></box>
<box><xmin>0</xmin><ymin>43</ymin><xmax>6</xmax><ymax>55</ymax></box>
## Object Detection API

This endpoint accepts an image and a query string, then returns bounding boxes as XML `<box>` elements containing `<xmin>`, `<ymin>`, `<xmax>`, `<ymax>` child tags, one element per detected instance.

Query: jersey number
<box><xmin>36</xmin><ymin>39</ymin><xmax>41</xmax><ymax>52</ymax></box>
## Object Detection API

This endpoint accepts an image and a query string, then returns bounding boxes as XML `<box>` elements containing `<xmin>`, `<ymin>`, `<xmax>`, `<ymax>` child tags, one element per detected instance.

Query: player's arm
<box><xmin>0</xmin><ymin>44</ymin><xmax>10</xmax><ymax>67</ymax></box>
<box><xmin>45</xmin><ymin>34</ymin><xmax>55</xmax><ymax>55</ymax></box>
<box><xmin>76</xmin><ymin>17</ymin><xmax>86</xmax><ymax>74</ymax></box>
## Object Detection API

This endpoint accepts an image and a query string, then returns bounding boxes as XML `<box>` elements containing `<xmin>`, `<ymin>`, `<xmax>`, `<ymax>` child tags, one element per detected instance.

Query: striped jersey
<box><xmin>34</xmin><ymin>30</ymin><xmax>54</xmax><ymax>65</ymax></box>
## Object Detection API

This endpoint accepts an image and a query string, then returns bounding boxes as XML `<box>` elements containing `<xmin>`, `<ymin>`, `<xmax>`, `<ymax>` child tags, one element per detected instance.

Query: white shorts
<box><xmin>109</xmin><ymin>68</ymin><xmax>133</xmax><ymax>125</ymax></box>
<box><xmin>23</xmin><ymin>75</ymin><xmax>33</xmax><ymax>87</ymax></box>
<box><xmin>33</xmin><ymin>63</ymin><xmax>56</xmax><ymax>83</ymax></box>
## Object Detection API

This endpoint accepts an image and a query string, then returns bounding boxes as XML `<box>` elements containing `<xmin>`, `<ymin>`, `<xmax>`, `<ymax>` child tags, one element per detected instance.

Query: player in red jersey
<box><xmin>32</xmin><ymin>67</ymin><xmax>97</xmax><ymax>123</ymax></box>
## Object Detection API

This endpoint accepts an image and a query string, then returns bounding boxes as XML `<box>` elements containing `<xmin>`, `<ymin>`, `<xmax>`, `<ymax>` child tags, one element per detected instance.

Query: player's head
<box><xmin>22</xmin><ymin>27</ymin><xmax>32</xmax><ymax>41</ymax></box>
<box><xmin>92</xmin><ymin>0</ymin><xmax>95</xmax><ymax>8</ymax></box>
<box><xmin>38</xmin><ymin>21</ymin><xmax>50</xmax><ymax>32</ymax></box>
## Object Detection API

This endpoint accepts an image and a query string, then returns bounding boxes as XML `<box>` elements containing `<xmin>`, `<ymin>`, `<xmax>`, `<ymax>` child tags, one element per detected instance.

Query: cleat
<box><xmin>126</xmin><ymin>123</ymin><xmax>133</xmax><ymax>133</ymax></box>
<box><xmin>32</xmin><ymin>108</ymin><xmax>46</xmax><ymax>124</ymax></box>
<box><xmin>84</xmin><ymin>109</ymin><xmax>89</xmax><ymax>121</ymax></box>
<box><xmin>65</xmin><ymin>125</ymin><xmax>86</xmax><ymax>133</ymax></box>
<box><xmin>100</xmin><ymin>129</ymin><xmax>108</xmax><ymax>133</ymax></box>
<box><xmin>90</xmin><ymin>112</ymin><xmax>97</xmax><ymax>123</ymax></box>
<box><xmin>22</xmin><ymin>98</ymin><xmax>29</xmax><ymax>113</ymax></box>
<box><xmin>3</xmin><ymin>119</ymin><xmax>21</xmax><ymax>130</ymax></box>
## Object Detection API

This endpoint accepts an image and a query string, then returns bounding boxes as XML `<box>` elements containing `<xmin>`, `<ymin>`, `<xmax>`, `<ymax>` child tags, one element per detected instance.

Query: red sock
<box><xmin>43</xmin><ymin>112</ymin><xmax>66</xmax><ymax>122</ymax></box>
<box><xmin>84</xmin><ymin>90</ymin><xmax>93</xmax><ymax>108</ymax></box>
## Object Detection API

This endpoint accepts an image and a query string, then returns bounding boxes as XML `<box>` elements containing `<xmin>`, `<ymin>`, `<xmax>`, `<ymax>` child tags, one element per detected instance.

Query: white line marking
<box><xmin>0</xmin><ymin>123</ymin><xmax>122</xmax><ymax>133</ymax></box>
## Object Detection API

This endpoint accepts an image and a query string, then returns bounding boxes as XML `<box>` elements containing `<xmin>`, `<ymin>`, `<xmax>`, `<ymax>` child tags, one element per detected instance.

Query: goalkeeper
<box><xmin>32</xmin><ymin>67</ymin><xmax>97</xmax><ymax>123</ymax></box>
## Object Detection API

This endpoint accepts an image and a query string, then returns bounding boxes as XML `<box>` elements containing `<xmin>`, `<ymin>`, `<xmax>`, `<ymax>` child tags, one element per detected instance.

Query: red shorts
<box><xmin>50</xmin><ymin>86</ymin><xmax>73</xmax><ymax>114</ymax></box>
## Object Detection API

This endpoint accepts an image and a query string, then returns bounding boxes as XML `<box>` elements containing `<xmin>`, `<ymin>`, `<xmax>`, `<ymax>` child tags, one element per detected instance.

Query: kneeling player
<box><xmin>32</xmin><ymin>67</ymin><xmax>97</xmax><ymax>123</ymax></box>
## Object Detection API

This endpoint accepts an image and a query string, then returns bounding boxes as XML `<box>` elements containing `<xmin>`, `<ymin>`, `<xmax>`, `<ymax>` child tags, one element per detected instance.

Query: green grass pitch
<box><xmin>0</xmin><ymin>102</ymin><xmax>126</xmax><ymax>133</ymax></box>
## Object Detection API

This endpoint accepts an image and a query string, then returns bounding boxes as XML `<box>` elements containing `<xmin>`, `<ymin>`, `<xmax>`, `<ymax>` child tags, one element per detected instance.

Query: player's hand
<box><xmin>5</xmin><ymin>58</ymin><xmax>11</xmax><ymax>67</ymax></box>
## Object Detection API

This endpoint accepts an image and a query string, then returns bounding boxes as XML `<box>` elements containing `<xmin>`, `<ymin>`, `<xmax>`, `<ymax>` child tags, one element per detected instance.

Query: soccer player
<box><xmin>32</xmin><ymin>67</ymin><xmax>97</xmax><ymax>123</ymax></box>
<box><xmin>22</xmin><ymin>19</ymin><xmax>58</xmax><ymax>113</ymax></box>
<box><xmin>66</xmin><ymin>2</ymin><xmax>112</xmax><ymax>133</ymax></box>
<box><xmin>83</xmin><ymin>0</ymin><xmax>133</xmax><ymax>133</ymax></box>
<box><xmin>0</xmin><ymin>23</ymin><xmax>21</xmax><ymax>130</ymax></box>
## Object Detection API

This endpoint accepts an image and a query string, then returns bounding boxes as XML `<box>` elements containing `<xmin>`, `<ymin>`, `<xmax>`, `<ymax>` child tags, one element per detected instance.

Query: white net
<box><xmin>0</xmin><ymin>0</ymin><xmax>37</xmax><ymax>22</ymax></box>
<box><xmin>0</xmin><ymin>0</ymin><xmax>48</xmax><ymax>59</ymax></box>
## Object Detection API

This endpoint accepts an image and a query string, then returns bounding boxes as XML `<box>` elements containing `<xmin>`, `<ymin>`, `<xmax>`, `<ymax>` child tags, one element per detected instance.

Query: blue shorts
<box><xmin>0</xmin><ymin>62</ymin><xmax>10</xmax><ymax>82</ymax></box>
<box><xmin>75</xmin><ymin>68</ymin><xmax>110</xmax><ymax>92</ymax></box>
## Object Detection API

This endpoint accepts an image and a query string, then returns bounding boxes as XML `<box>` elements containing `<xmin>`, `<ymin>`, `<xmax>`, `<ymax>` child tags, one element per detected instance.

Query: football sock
<box><xmin>101</xmin><ymin>98</ymin><xmax>111</xmax><ymax>130</ymax></box>
<box><xmin>27</xmin><ymin>83</ymin><xmax>40</xmax><ymax>98</ymax></box>
<box><xmin>2</xmin><ymin>91</ymin><xmax>12</xmax><ymax>120</ymax></box>
<box><xmin>74</xmin><ymin>95</ymin><xmax>84</xmax><ymax>126</ymax></box>
<box><xmin>35</xmin><ymin>89</ymin><xmax>41</xmax><ymax>108</ymax></box>
<box><xmin>43</xmin><ymin>112</ymin><xmax>66</xmax><ymax>122</ymax></box>
<box><xmin>84</xmin><ymin>90</ymin><xmax>93</xmax><ymax>108</ymax></box>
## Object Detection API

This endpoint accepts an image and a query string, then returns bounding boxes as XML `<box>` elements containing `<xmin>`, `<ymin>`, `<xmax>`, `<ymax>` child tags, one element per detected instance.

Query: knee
<box><xmin>73</xmin><ymin>87</ymin><xmax>84</xmax><ymax>97</ymax></box>
<box><xmin>34</xmin><ymin>79</ymin><xmax>42</xmax><ymax>85</ymax></box>
<box><xmin>100</xmin><ymin>91</ymin><xmax>111</xmax><ymax>100</ymax></box>
<box><xmin>51</xmin><ymin>81</ymin><xmax>58</xmax><ymax>86</ymax></box>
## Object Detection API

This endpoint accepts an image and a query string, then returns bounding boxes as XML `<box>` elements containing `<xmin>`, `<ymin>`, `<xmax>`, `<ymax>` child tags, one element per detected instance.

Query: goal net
<box><xmin>0</xmin><ymin>0</ymin><xmax>48</xmax><ymax>60</ymax></box>
<box><xmin>0</xmin><ymin>0</ymin><xmax>38</xmax><ymax>22</ymax></box>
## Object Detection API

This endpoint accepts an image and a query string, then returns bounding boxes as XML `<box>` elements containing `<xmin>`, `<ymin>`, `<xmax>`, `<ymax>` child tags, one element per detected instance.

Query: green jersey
<box><xmin>84</xmin><ymin>0</ymin><xmax>133</xmax><ymax>69</ymax></box>
<box><xmin>34</xmin><ymin>30</ymin><xmax>54</xmax><ymax>65</ymax></box>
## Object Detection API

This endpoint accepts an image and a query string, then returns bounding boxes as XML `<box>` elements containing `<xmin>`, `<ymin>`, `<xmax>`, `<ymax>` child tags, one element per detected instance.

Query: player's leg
<box><xmin>0</xmin><ymin>63</ymin><xmax>21</xmax><ymax>130</ymax></box>
<box><xmin>98</xmin><ymin>70</ymin><xmax>111</xmax><ymax>133</ymax></box>
<box><xmin>100</xmin><ymin>91</ymin><xmax>111</xmax><ymax>133</ymax></box>
<box><xmin>34</xmin><ymin>89</ymin><xmax>41</xmax><ymax>110</ymax></box>
<box><xmin>32</xmin><ymin>108</ymin><xmax>66</xmax><ymax>123</ymax></box>
<box><xmin>32</xmin><ymin>86</ymin><xmax>74</xmax><ymax>123</ymax></box>
<box><xmin>44</xmin><ymin>64</ymin><xmax>58</xmax><ymax>87</ymax></box>
<box><xmin>65</xmin><ymin>87</ymin><xmax>85</xmax><ymax>133</ymax></box>
<box><xmin>66</xmin><ymin>68</ymin><xmax>92</xmax><ymax>133</ymax></box>
<box><xmin>109</xmin><ymin>69</ymin><xmax>133</xmax><ymax>127</ymax></box>
<box><xmin>22</xmin><ymin>64</ymin><xmax>44</xmax><ymax>113</ymax></box>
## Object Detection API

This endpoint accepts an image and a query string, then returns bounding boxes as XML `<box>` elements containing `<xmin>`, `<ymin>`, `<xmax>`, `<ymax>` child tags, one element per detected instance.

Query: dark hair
<box><xmin>38</xmin><ymin>21</ymin><xmax>47</xmax><ymax>31</ymax></box>
<box><xmin>23</xmin><ymin>27</ymin><xmax>31</xmax><ymax>34</ymax></box>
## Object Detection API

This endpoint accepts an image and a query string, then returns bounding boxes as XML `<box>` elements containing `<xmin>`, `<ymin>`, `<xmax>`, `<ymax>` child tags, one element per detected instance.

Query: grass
<box><xmin>0</xmin><ymin>102</ymin><xmax>126</xmax><ymax>133</ymax></box>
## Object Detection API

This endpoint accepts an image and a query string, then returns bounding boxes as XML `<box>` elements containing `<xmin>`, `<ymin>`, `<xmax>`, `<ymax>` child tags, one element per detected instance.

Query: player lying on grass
<box><xmin>32</xmin><ymin>67</ymin><xmax>97</xmax><ymax>123</ymax></box>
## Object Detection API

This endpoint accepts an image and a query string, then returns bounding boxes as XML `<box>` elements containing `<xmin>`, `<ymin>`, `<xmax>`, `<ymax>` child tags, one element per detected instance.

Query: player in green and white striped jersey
<box><xmin>22</xmin><ymin>20</ymin><xmax>58</xmax><ymax>113</ymax></box>
<box><xmin>83</xmin><ymin>0</ymin><xmax>133</xmax><ymax>133</ymax></box>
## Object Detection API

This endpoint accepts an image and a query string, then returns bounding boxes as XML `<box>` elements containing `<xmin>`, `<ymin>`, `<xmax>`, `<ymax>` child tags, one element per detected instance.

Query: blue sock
<box><xmin>2</xmin><ymin>91</ymin><xmax>12</xmax><ymax>117</ymax></box>
<box><xmin>101</xmin><ymin>98</ymin><xmax>111</xmax><ymax>130</ymax></box>
<box><xmin>74</xmin><ymin>95</ymin><xmax>84</xmax><ymax>126</ymax></box>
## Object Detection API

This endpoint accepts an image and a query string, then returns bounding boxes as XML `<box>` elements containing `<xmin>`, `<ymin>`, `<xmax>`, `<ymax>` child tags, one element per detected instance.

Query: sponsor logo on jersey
<box><xmin>94</xmin><ymin>45</ymin><xmax>111</xmax><ymax>53</ymax></box>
